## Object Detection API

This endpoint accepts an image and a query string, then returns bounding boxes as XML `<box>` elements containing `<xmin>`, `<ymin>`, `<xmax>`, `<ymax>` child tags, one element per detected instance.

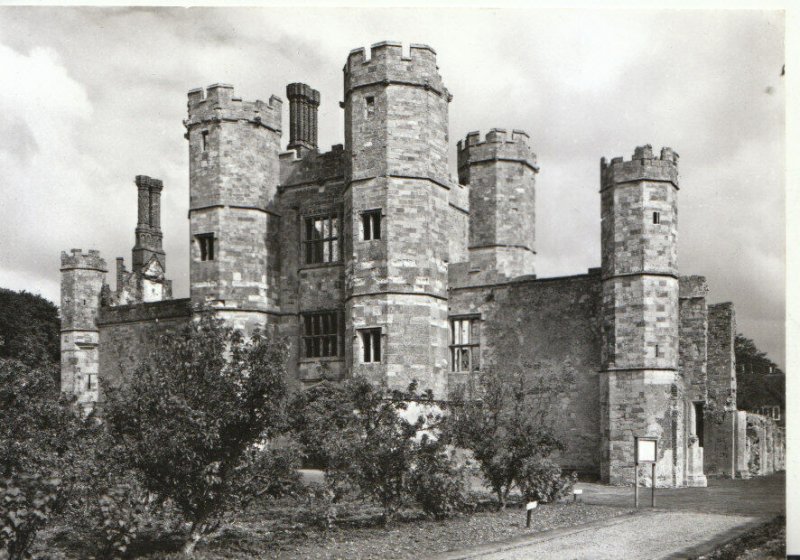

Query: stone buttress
<box><xmin>60</xmin><ymin>249</ymin><xmax>108</xmax><ymax>413</ymax></box>
<box><xmin>457</xmin><ymin>129</ymin><xmax>538</xmax><ymax>282</ymax></box>
<box><xmin>184</xmin><ymin>84</ymin><xmax>283</xmax><ymax>331</ymax></box>
<box><xmin>599</xmin><ymin>145</ymin><xmax>686</xmax><ymax>486</ymax></box>
<box><xmin>343</xmin><ymin>42</ymin><xmax>452</xmax><ymax>397</ymax></box>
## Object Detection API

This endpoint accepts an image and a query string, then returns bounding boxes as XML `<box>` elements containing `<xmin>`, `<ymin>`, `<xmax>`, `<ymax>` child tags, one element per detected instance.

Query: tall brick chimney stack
<box><xmin>286</xmin><ymin>83</ymin><xmax>320</xmax><ymax>154</ymax></box>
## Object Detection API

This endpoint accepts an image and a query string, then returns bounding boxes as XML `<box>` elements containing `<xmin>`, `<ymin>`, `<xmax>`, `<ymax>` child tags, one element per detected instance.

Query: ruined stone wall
<box><xmin>97</xmin><ymin>298</ymin><xmax>192</xmax><ymax>394</ymax></box>
<box><xmin>707</xmin><ymin>303</ymin><xmax>736</xmax><ymax>408</ymax></box>
<box><xmin>448</xmin><ymin>271</ymin><xmax>603</xmax><ymax>476</ymax></box>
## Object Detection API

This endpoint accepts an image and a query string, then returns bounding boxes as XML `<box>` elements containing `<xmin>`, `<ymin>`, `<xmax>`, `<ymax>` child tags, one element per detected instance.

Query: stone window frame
<box><xmin>450</xmin><ymin>314</ymin><xmax>481</xmax><ymax>373</ymax></box>
<box><xmin>301</xmin><ymin>310</ymin><xmax>343</xmax><ymax>359</ymax></box>
<box><xmin>302</xmin><ymin>212</ymin><xmax>341</xmax><ymax>265</ymax></box>
<box><xmin>361</xmin><ymin>208</ymin><xmax>382</xmax><ymax>241</ymax></box>
<box><xmin>359</xmin><ymin>327</ymin><xmax>382</xmax><ymax>363</ymax></box>
<box><xmin>653</xmin><ymin>211</ymin><xmax>661</xmax><ymax>225</ymax></box>
<box><xmin>365</xmin><ymin>95</ymin><xmax>376</xmax><ymax>118</ymax></box>
<box><xmin>195</xmin><ymin>233</ymin><xmax>215</xmax><ymax>261</ymax></box>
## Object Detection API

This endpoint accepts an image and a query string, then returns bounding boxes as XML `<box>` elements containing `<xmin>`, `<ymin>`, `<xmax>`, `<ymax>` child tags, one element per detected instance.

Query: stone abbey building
<box><xmin>60</xmin><ymin>41</ymin><xmax>784</xmax><ymax>486</ymax></box>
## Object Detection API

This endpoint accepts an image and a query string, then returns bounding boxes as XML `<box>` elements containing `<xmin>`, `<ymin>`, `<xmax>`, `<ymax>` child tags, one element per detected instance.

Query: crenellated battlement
<box><xmin>601</xmin><ymin>144</ymin><xmax>679</xmax><ymax>190</ymax></box>
<box><xmin>343</xmin><ymin>41</ymin><xmax>449</xmax><ymax>100</ymax></box>
<box><xmin>60</xmin><ymin>249</ymin><xmax>108</xmax><ymax>272</ymax></box>
<box><xmin>457</xmin><ymin>128</ymin><xmax>539</xmax><ymax>179</ymax></box>
<box><xmin>184</xmin><ymin>83</ymin><xmax>282</xmax><ymax>132</ymax></box>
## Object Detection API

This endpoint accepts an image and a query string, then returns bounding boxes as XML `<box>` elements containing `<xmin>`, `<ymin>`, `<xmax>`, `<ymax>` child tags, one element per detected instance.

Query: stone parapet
<box><xmin>457</xmin><ymin>129</ymin><xmax>539</xmax><ymax>182</ymax></box>
<box><xmin>601</xmin><ymin>145</ymin><xmax>679</xmax><ymax>190</ymax></box>
<box><xmin>185</xmin><ymin>84</ymin><xmax>282</xmax><ymax>133</ymax></box>
<box><xmin>60</xmin><ymin>249</ymin><xmax>107</xmax><ymax>273</ymax></box>
<box><xmin>97</xmin><ymin>297</ymin><xmax>192</xmax><ymax>326</ymax></box>
<box><xmin>344</xmin><ymin>42</ymin><xmax>449</xmax><ymax>100</ymax></box>
<box><xmin>679</xmin><ymin>275</ymin><xmax>708</xmax><ymax>299</ymax></box>
<box><xmin>279</xmin><ymin>144</ymin><xmax>346</xmax><ymax>188</ymax></box>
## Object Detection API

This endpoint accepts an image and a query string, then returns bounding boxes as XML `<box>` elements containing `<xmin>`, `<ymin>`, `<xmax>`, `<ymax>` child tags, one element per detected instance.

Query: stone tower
<box><xmin>184</xmin><ymin>84</ymin><xmax>283</xmax><ymax>331</ymax></box>
<box><xmin>343</xmin><ymin>42</ymin><xmax>452</xmax><ymax>397</ymax></box>
<box><xmin>457</xmin><ymin>128</ymin><xmax>538</xmax><ymax>281</ymax></box>
<box><xmin>60</xmin><ymin>249</ymin><xmax>107</xmax><ymax>413</ymax></box>
<box><xmin>600</xmin><ymin>145</ymin><xmax>682</xmax><ymax>486</ymax></box>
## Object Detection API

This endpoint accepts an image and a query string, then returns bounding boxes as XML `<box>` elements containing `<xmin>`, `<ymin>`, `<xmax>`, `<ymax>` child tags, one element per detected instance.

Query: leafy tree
<box><xmin>289</xmin><ymin>378</ymin><xmax>460</xmax><ymax>524</ymax></box>
<box><xmin>102</xmin><ymin>315</ymin><xmax>290</xmax><ymax>554</ymax></box>
<box><xmin>0</xmin><ymin>358</ymin><xmax>96</xmax><ymax>559</ymax></box>
<box><xmin>735</xmin><ymin>334</ymin><xmax>785</xmax><ymax>414</ymax></box>
<box><xmin>0</xmin><ymin>289</ymin><xmax>60</xmax><ymax>369</ymax></box>
<box><xmin>445</xmin><ymin>367</ymin><xmax>567</xmax><ymax>509</ymax></box>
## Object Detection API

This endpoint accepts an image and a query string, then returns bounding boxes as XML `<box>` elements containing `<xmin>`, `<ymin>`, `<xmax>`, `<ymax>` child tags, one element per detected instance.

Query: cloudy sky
<box><xmin>0</xmin><ymin>7</ymin><xmax>785</xmax><ymax>366</ymax></box>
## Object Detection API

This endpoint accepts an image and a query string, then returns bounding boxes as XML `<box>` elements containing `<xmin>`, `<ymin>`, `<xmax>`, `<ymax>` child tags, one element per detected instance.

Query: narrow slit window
<box><xmin>201</xmin><ymin>130</ymin><xmax>209</xmax><ymax>151</ymax></box>
<box><xmin>196</xmin><ymin>233</ymin><xmax>215</xmax><ymax>261</ymax></box>
<box><xmin>365</xmin><ymin>96</ymin><xmax>375</xmax><ymax>117</ymax></box>
<box><xmin>362</xmin><ymin>210</ymin><xmax>382</xmax><ymax>241</ymax></box>
<box><xmin>653</xmin><ymin>211</ymin><xmax>661</xmax><ymax>225</ymax></box>
<box><xmin>360</xmin><ymin>328</ymin><xmax>382</xmax><ymax>363</ymax></box>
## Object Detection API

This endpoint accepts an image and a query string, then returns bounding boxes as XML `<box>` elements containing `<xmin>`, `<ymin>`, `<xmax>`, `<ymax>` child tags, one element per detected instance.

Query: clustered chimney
<box><xmin>286</xmin><ymin>83</ymin><xmax>320</xmax><ymax>153</ymax></box>
<box><xmin>132</xmin><ymin>175</ymin><xmax>165</xmax><ymax>270</ymax></box>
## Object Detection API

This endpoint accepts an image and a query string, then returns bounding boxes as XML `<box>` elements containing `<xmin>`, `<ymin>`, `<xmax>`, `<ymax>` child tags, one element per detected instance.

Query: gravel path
<box><xmin>455</xmin><ymin>511</ymin><xmax>758</xmax><ymax>560</ymax></box>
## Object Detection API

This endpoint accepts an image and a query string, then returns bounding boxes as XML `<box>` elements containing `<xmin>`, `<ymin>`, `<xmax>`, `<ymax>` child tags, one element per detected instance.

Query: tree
<box><xmin>735</xmin><ymin>334</ymin><xmax>785</xmax><ymax>415</ymax></box>
<box><xmin>289</xmin><ymin>378</ymin><xmax>461</xmax><ymax>524</ymax></box>
<box><xmin>445</xmin><ymin>367</ymin><xmax>568</xmax><ymax>509</ymax></box>
<box><xmin>102</xmin><ymin>315</ymin><xmax>290</xmax><ymax>554</ymax></box>
<box><xmin>0</xmin><ymin>289</ymin><xmax>60</xmax><ymax>369</ymax></box>
<box><xmin>0</xmin><ymin>358</ymin><xmax>96</xmax><ymax>559</ymax></box>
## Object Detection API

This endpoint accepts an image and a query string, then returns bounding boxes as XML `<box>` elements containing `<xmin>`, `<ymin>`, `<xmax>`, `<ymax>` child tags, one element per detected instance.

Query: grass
<box><xmin>691</xmin><ymin>515</ymin><xmax>785</xmax><ymax>560</ymax></box>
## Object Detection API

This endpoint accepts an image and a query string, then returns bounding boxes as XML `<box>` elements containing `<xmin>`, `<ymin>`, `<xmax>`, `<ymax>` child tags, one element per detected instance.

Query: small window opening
<box><xmin>87</xmin><ymin>373</ymin><xmax>97</xmax><ymax>391</ymax></box>
<box><xmin>360</xmin><ymin>328</ymin><xmax>382</xmax><ymax>363</ymax></box>
<box><xmin>302</xmin><ymin>311</ymin><xmax>342</xmax><ymax>358</ymax></box>
<box><xmin>653</xmin><ymin>211</ymin><xmax>661</xmax><ymax>224</ymax></box>
<box><xmin>201</xmin><ymin>130</ymin><xmax>209</xmax><ymax>151</ymax></box>
<box><xmin>362</xmin><ymin>210</ymin><xmax>382</xmax><ymax>240</ymax></box>
<box><xmin>450</xmin><ymin>317</ymin><xmax>481</xmax><ymax>372</ymax></box>
<box><xmin>196</xmin><ymin>233</ymin><xmax>215</xmax><ymax>261</ymax></box>
<box><xmin>365</xmin><ymin>96</ymin><xmax>375</xmax><ymax>117</ymax></box>
<box><xmin>655</xmin><ymin>344</ymin><xmax>660</xmax><ymax>357</ymax></box>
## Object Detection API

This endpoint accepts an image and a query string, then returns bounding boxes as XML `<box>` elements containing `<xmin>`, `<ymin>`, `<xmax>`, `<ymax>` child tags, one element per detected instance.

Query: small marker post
<box><xmin>525</xmin><ymin>501</ymin><xmax>537</xmax><ymax>528</ymax></box>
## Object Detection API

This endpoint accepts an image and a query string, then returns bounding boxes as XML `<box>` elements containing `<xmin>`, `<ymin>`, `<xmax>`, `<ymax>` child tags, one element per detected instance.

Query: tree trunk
<box><xmin>182</xmin><ymin>531</ymin><xmax>202</xmax><ymax>556</ymax></box>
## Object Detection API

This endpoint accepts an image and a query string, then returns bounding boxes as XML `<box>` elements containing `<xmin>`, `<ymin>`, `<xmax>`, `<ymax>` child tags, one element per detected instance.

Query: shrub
<box><xmin>516</xmin><ymin>457</ymin><xmax>577</xmax><ymax>504</ymax></box>
<box><xmin>0</xmin><ymin>473</ymin><xmax>61</xmax><ymax>560</ymax></box>
<box><xmin>408</xmin><ymin>438</ymin><xmax>468</xmax><ymax>519</ymax></box>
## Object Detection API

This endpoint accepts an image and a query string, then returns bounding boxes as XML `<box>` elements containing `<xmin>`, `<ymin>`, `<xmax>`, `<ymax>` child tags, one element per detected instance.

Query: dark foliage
<box><xmin>735</xmin><ymin>334</ymin><xmax>784</xmax><ymax>415</ymax></box>
<box><xmin>0</xmin><ymin>289</ymin><xmax>60</xmax><ymax>370</ymax></box>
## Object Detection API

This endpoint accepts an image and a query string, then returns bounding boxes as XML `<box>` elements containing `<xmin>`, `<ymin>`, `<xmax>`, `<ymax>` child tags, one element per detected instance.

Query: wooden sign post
<box><xmin>634</xmin><ymin>436</ymin><xmax>658</xmax><ymax>508</ymax></box>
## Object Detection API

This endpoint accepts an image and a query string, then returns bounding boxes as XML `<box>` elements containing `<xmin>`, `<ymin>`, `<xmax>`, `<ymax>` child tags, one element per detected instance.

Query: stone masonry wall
<box><xmin>707</xmin><ymin>303</ymin><xmax>736</xmax><ymax>409</ymax></box>
<box><xmin>448</xmin><ymin>271</ymin><xmax>603</xmax><ymax>475</ymax></box>
<box><xmin>97</xmin><ymin>298</ymin><xmax>192</xmax><ymax>395</ymax></box>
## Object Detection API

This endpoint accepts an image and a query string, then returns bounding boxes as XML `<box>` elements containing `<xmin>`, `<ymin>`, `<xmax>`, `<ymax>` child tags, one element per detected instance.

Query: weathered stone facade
<box><xmin>60</xmin><ymin>41</ymin><xmax>784</xmax><ymax>486</ymax></box>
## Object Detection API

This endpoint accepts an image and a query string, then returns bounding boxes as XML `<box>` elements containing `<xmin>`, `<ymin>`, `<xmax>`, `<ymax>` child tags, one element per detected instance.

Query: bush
<box><xmin>408</xmin><ymin>439</ymin><xmax>468</xmax><ymax>519</ymax></box>
<box><xmin>0</xmin><ymin>473</ymin><xmax>61</xmax><ymax>560</ymax></box>
<box><xmin>516</xmin><ymin>457</ymin><xmax>577</xmax><ymax>504</ymax></box>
